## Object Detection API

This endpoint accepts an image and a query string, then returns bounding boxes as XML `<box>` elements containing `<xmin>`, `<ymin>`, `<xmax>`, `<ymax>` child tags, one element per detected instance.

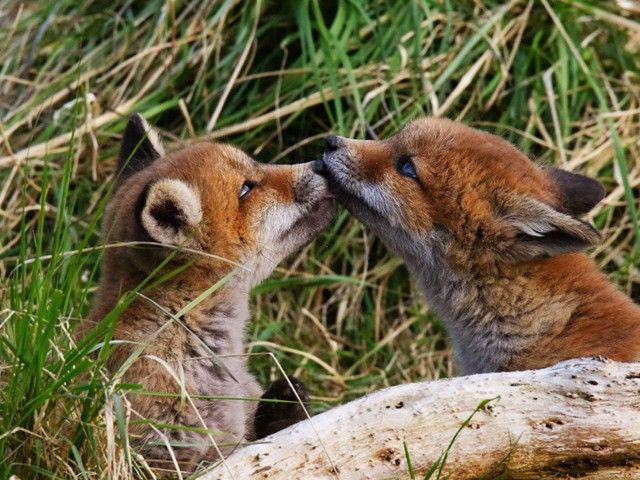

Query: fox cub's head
<box><xmin>318</xmin><ymin>117</ymin><xmax>605</xmax><ymax>267</ymax></box>
<box><xmin>104</xmin><ymin>114</ymin><xmax>334</xmax><ymax>285</ymax></box>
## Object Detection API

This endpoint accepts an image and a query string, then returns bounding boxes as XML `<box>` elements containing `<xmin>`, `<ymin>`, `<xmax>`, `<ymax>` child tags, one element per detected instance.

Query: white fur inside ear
<box><xmin>505</xmin><ymin>196</ymin><xmax>598</xmax><ymax>243</ymax></box>
<box><xmin>139</xmin><ymin>115</ymin><xmax>165</xmax><ymax>157</ymax></box>
<box><xmin>509</xmin><ymin>218</ymin><xmax>555</xmax><ymax>237</ymax></box>
<box><xmin>141</xmin><ymin>179</ymin><xmax>202</xmax><ymax>245</ymax></box>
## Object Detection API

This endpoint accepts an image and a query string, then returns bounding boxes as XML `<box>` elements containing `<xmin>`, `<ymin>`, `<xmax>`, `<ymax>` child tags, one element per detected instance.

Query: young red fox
<box><xmin>317</xmin><ymin>117</ymin><xmax>640</xmax><ymax>374</ymax></box>
<box><xmin>78</xmin><ymin>114</ymin><xmax>333</xmax><ymax>472</ymax></box>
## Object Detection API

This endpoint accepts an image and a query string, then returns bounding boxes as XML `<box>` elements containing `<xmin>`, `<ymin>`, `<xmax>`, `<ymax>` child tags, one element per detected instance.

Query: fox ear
<box><xmin>500</xmin><ymin>196</ymin><xmax>600</xmax><ymax>261</ymax></box>
<box><xmin>118</xmin><ymin>114</ymin><xmax>165</xmax><ymax>180</ymax></box>
<box><xmin>138</xmin><ymin>179</ymin><xmax>202</xmax><ymax>245</ymax></box>
<box><xmin>547</xmin><ymin>167</ymin><xmax>605</xmax><ymax>215</ymax></box>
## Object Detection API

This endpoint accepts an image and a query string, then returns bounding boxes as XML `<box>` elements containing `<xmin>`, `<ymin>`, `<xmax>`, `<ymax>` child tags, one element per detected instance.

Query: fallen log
<box><xmin>201</xmin><ymin>357</ymin><xmax>640</xmax><ymax>479</ymax></box>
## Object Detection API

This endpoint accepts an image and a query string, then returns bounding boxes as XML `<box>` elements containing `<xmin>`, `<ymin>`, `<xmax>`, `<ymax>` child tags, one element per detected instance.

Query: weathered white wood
<box><xmin>201</xmin><ymin>358</ymin><xmax>640</xmax><ymax>480</ymax></box>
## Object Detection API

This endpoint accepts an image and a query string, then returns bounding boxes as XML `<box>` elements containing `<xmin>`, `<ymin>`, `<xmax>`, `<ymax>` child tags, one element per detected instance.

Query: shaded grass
<box><xmin>1</xmin><ymin>0</ymin><xmax>639</xmax><ymax>477</ymax></box>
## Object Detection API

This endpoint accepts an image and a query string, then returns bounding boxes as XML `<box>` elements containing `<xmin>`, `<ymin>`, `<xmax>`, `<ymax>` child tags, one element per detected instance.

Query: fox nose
<box><xmin>325</xmin><ymin>134</ymin><xmax>341</xmax><ymax>151</ymax></box>
<box><xmin>312</xmin><ymin>158</ymin><xmax>326</xmax><ymax>174</ymax></box>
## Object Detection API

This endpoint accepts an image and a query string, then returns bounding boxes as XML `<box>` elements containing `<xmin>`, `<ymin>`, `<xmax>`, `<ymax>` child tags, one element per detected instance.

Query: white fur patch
<box><xmin>260</xmin><ymin>203</ymin><xmax>300</xmax><ymax>241</ymax></box>
<box><xmin>506</xmin><ymin>198</ymin><xmax>578</xmax><ymax>238</ymax></box>
<box><xmin>141</xmin><ymin>179</ymin><xmax>202</xmax><ymax>245</ymax></box>
<box><xmin>509</xmin><ymin>218</ymin><xmax>554</xmax><ymax>237</ymax></box>
<box><xmin>138</xmin><ymin>115</ymin><xmax>165</xmax><ymax>157</ymax></box>
<box><xmin>503</xmin><ymin>196</ymin><xmax>600</xmax><ymax>253</ymax></box>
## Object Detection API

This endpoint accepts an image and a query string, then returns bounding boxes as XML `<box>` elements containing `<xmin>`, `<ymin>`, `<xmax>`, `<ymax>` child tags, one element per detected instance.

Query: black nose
<box><xmin>325</xmin><ymin>134</ymin><xmax>340</xmax><ymax>151</ymax></box>
<box><xmin>312</xmin><ymin>158</ymin><xmax>326</xmax><ymax>174</ymax></box>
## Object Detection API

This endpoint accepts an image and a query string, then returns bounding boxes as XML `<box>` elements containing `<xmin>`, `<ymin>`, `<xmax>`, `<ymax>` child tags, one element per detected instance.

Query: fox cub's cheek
<box><xmin>140</xmin><ymin>179</ymin><xmax>203</xmax><ymax>246</ymax></box>
<box><xmin>257</xmin><ymin>202</ymin><xmax>300</xmax><ymax>242</ymax></box>
<box><xmin>378</xmin><ymin>175</ymin><xmax>433</xmax><ymax>233</ymax></box>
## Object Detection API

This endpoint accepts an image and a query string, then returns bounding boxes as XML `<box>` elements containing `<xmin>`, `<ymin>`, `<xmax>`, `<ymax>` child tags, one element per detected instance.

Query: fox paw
<box><xmin>254</xmin><ymin>376</ymin><xmax>310</xmax><ymax>439</ymax></box>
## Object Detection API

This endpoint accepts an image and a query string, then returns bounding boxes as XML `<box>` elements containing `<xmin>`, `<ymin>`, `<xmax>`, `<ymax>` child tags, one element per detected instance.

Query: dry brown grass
<box><xmin>1</xmin><ymin>0</ymin><xmax>639</xmax><ymax>477</ymax></box>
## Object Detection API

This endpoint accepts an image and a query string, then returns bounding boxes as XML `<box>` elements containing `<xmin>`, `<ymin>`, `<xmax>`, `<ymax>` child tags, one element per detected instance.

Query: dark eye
<box><xmin>239</xmin><ymin>181</ymin><xmax>254</xmax><ymax>199</ymax></box>
<box><xmin>396</xmin><ymin>156</ymin><xmax>418</xmax><ymax>180</ymax></box>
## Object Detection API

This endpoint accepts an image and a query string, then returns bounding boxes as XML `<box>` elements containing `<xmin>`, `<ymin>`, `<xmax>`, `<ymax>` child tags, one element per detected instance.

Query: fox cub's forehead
<box><xmin>163</xmin><ymin>142</ymin><xmax>259</xmax><ymax>183</ymax></box>
<box><xmin>394</xmin><ymin>117</ymin><xmax>460</xmax><ymax>155</ymax></box>
<box><xmin>399</xmin><ymin>118</ymin><xmax>531</xmax><ymax>169</ymax></box>
<box><xmin>187</xmin><ymin>142</ymin><xmax>256</xmax><ymax>173</ymax></box>
<box><xmin>395</xmin><ymin>118</ymin><xmax>554</xmax><ymax>195</ymax></box>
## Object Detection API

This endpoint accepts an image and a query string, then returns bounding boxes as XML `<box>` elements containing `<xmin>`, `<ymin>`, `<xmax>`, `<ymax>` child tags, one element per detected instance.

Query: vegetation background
<box><xmin>1</xmin><ymin>0</ymin><xmax>639</xmax><ymax>477</ymax></box>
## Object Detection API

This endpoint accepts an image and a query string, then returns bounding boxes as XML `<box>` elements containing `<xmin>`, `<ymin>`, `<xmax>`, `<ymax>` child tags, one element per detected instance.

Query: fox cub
<box><xmin>318</xmin><ymin>117</ymin><xmax>640</xmax><ymax>374</ymax></box>
<box><xmin>79</xmin><ymin>115</ymin><xmax>333</xmax><ymax>473</ymax></box>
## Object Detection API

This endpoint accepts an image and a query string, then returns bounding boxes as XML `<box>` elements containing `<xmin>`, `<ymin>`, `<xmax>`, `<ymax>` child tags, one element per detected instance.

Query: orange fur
<box><xmin>321</xmin><ymin>117</ymin><xmax>640</xmax><ymax>373</ymax></box>
<box><xmin>79</xmin><ymin>116</ymin><xmax>333</xmax><ymax>473</ymax></box>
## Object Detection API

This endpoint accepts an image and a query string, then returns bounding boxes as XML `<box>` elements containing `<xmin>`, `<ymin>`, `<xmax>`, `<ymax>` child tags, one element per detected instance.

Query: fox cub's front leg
<box><xmin>254</xmin><ymin>376</ymin><xmax>310</xmax><ymax>439</ymax></box>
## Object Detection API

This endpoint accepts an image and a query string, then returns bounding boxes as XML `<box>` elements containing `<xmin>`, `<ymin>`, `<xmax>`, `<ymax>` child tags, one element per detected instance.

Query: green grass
<box><xmin>1</xmin><ymin>0</ymin><xmax>639</xmax><ymax>477</ymax></box>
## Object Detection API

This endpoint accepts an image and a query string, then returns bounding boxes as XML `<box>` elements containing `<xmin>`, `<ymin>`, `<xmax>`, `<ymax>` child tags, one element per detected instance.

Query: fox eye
<box><xmin>239</xmin><ymin>181</ymin><xmax>254</xmax><ymax>199</ymax></box>
<box><xmin>396</xmin><ymin>156</ymin><xmax>418</xmax><ymax>180</ymax></box>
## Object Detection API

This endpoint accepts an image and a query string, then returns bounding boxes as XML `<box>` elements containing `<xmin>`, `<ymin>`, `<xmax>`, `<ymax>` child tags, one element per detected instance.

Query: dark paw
<box><xmin>254</xmin><ymin>376</ymin><xmax>310</xmax><ymax>439</ymax></box>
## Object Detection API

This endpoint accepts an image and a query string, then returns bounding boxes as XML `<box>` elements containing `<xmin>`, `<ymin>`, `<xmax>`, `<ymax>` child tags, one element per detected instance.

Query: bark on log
<box><xmin>201</xmin><ymin>358</ymin><xmax>640</xmax><ymax>480</ymax></box>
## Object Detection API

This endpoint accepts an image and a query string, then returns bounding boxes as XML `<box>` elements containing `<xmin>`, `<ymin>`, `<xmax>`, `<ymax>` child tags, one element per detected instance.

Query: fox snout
<box><xmin>325</xmin><ymin>134</ymin><xmax>342</xmax><ymax>151</ymax></box>
<box><xmin>315</xmin><ymin>134</ymin><xmax>358</xmax><ymax>190</ymax></box>
<box><xmin>315</xmin><ymin>134</ymin><xmax>354</xmax><ymax>198</ymax></box>
<box><xmin>270</xmin><ymin>161</ymin><xmax>335</xmax><ymax>257</ymax></box>
<box><xmin>317</xmin><ymin>134</ymin><xmax>391</xmax><ymax>186</ymax></box>
<box><xmin>316</xmin><ymin>133</ymin><xmax>407</xmax><ymax>234</ymax></box>
<box><xmin>314</xmin><ymin>135</ymin><xmax>344</xmax><ymax>172</ymax></box>
<box><xmin>295</xmin><ymin>161</ymin><xmax>335</xmax><ymax>205</ymax></box>
<box><xmin>313</xmin><ymin>135</ymin><xmax>342</xmax><ymax>173</ymax></box>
